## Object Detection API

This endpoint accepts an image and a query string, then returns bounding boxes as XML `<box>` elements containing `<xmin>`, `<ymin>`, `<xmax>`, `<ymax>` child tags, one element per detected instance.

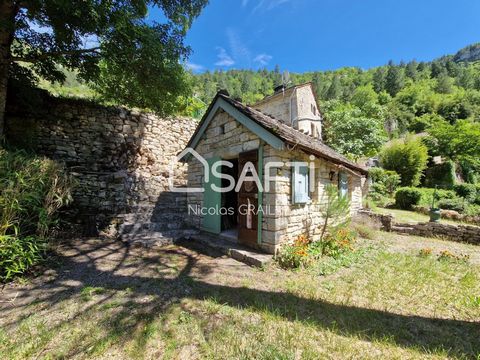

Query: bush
<box><xmin>464</xmin><ymin>204</ymin><xmax>480</xmax><ymax>216</ymax></box>
<box><xmin>395</xmin><ymin>187</ymin><xmax>422</xmax><ymax>210</ymax></box>
<box><xmin>423</xmin><ymin>161</ymin><xmax>456</xmax><ymax>189</ymax></box>
<box><xmin>453</xmin><ymin>183</ymin><xmax>477</xmax><ymax>203</ymax></box>
<box><xmin>0</xmin><ymin>149</ymin><xmax>73</xmax><ymax>281</ymax></box>
<box><xmin>368</xmin><ymin>167</ymin><xmax>401</xmax><ymax>195</ymax></box>
<box><xmin>414</xmin><ymin>188</ymin><xmax>456</xmax><ymax>207</ymax></box>
<box><xmin>380</xmin><ymin>135</ymin><xmax>429</xmax><ymax>186</ymax></box>
<box><xmin>437</xmin><ymin>198</ymin><xmax>465</xmax><ymax>212</ymax></box>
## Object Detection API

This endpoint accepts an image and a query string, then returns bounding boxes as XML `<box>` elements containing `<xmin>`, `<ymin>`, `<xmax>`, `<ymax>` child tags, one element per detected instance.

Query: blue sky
<box><xmin>157</xmin><ymin>0</ymin><xmax>480</xmax><ymax>73</ymax></box>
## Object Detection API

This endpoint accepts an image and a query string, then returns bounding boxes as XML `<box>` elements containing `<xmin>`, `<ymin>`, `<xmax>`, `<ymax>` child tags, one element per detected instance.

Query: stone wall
<box><xmin>5</xmin><ymin>94</ymin><xmax>198</xmax><ymax>238</ymax></box>
<box><xmin>392</xmin><ymin>222</ymin><xmax>480</xmax><ymax>245</ymax></box>
<box><xmin>357</xmin><ymin>210</ymin><xmax>480</xmax><ymax>246</ymax></box>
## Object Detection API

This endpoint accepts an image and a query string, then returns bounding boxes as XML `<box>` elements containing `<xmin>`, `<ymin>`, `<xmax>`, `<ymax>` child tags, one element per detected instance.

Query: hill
<box><xmin>453</xmin><ymin>43</ymin><xmax>480</xmax><ymax>63</ymax></box>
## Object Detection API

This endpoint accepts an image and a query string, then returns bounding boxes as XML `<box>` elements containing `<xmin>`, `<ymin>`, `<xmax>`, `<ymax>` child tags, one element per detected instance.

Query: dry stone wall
<box><xmin>392</xmin><ymin>222</ymin><xmax>480</xmax><ymax>245</ymax></box>
<box><xmin>6</xmin><ymin>95</ymin><xmax>197</xmax><ymax>238</ymax></box>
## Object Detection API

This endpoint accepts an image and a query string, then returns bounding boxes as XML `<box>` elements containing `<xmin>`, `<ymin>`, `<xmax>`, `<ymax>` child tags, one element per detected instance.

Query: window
<box><xmin>292</xmin><ymin>164</ymin><xmax>310</xmax><ymax>204</ymax></box>
<box><xmin>338</xmin><ymin>171</ymin><xmax>348</xmax><ymax>198</ymax></box>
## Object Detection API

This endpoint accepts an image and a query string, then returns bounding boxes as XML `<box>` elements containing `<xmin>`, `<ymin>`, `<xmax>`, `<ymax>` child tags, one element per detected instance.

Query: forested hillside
<box><xmin>192</xmin><ymin>43</ymin><xmax>480</xmax><ymax>181</ymax></box>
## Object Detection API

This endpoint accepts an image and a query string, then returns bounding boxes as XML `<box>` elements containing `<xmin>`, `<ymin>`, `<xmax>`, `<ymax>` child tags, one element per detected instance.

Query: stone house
<box><xmin>183</xmin><ymin>83</ymin><xmax>368</xmax><ymax>254</ymax></box>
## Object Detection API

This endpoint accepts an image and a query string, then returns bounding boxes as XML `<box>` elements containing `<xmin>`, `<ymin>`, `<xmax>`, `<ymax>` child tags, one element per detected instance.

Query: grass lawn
<box><xmin>0</xmin><ymin>235</ymin><xmax>479</xmax><ymax>359</ymax></box>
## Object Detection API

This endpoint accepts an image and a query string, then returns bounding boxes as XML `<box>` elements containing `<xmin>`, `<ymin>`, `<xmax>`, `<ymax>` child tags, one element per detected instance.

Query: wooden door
<box><xmin>238</xmin><ymin>150</ymin><xmax>258</xmax><ymax>248</ymax></box>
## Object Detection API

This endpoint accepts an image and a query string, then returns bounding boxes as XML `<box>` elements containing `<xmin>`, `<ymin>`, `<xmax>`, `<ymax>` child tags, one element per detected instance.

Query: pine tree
<box><xmin>325</xmin><ymin>76</ymin><xmax>342</xmax><ymax>100</ymax></box>
<box><xmin>385</xmin><ymin>62</ymin><xmax>405</xmax><ymax>96</ymax></box>
<box><xmin>373</xmin><ymin>67</ymin><xmax>387</xmax><ymax>93</ymax></box>
<box><xmin>405</xmin><ymin>60</ymin><xmax>418</xmax><ymax>80</ymax></box>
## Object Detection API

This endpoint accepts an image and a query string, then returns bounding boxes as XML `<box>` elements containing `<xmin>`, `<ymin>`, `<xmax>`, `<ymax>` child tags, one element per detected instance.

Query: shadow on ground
<box><xmin>0</xmin><ymin>238</ymin><xmax>478</xmax><ymax>358</ymax></box>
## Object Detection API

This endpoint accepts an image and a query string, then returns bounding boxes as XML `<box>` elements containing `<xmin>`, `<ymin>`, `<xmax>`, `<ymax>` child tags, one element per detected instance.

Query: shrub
<box><xmin>380</xmin><ymin>135</ymin><xmax>429</xmax><ymax>186</ymax></box>
<box><xmin>437</xmin><ymin>198</ymin><xmax>465</xmax><ymax>212</ymax></box>
<box><xmin>453</xmin><ymin>183</ymin><xmax>477</xmax><ymax>203</ymax></box>
<box><xmin>464</xmin><ymin>204</ymin><xmax>480</xmax><ymax>216</ymax></box>
<box><xmin>368</xmin><ymin>167</ymin><xmax>401</xmax><ymax>195</ymax></box>
<box><xmin>395</xmin><ymin>187</ymin><xmax>422</xmax><ymax>210</ymax></box>
<box><xmin>423</xmin><ymin>161</ymin><xmax>456</xmax><ymax>189</ymax></box>
<box><xmin>415</xmin><ymin>187</ymin><xmax>456</xmax><ymax>207</ymax></box>
<box><xmin>0</xmin><ymin>149</ymin><xmax>73</xmax><ymax>281</ymax></box>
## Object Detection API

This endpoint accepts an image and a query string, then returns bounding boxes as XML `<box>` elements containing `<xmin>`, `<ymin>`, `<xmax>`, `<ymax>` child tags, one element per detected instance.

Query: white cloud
<box><xmin>186</xmin><ymin>62</ymin><xmax>205</xmax><ymax>72</ymax></box>
<box><xmin>215</xmin><ymin>47</ymin><xmax>235</xmax><ymax>67</ymax></box>
<box><xmin>227</xmin><ymin>28</ymin><xmax>251</xmax><ymax>64</ymax></box>
<box><xmin>252</xmin><ymin>0</ymin><xmax>290</xmax><ymax>13</ymax></box>
<box><xmin>241</xmin><ymin>0</ymin><xmax>249</xmax><ymax>7</ymax></box>
<box><xmin>253</xmin><ymin>53</ymin><xmax>273</xmax><ymax>66</ymax></box>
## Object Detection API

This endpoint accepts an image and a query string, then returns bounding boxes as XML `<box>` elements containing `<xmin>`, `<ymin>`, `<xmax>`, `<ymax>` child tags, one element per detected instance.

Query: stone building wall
<box><xmin>5</xmin><ymin>95</ymin><xmax>198</xmax><ymax>237</ymax></box>
<box><xmin>254</xmin><ymin>92</ymin><xmax>291</xmax><ymax>123</ymax></box>
<box><xmin>262</xmin><ymin>147</ymin><xmax>365</xmax><ymax>252</ymax></box>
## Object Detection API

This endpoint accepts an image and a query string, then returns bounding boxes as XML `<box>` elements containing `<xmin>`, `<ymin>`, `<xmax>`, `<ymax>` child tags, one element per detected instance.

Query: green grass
<box><xmin>0</xmin><ymin>240</ymin><xmax>479</xmax><ymax>359</ymax></box>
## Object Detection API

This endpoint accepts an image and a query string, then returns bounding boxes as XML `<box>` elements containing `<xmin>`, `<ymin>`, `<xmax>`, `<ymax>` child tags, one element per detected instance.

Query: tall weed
<box><xmin>0</xmin><ymin>149</ymin><xmax>73</xmax><ymax>281</ymax></box>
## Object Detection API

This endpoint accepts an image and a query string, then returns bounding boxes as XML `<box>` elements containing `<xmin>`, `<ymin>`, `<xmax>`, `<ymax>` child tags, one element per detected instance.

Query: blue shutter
<box><xmin>339</xmin><ymin>171</ymin><xmax>348</xmax><ymax>198</ymax></box>
<box><xmin>293</xmin><ymin>165</ymin><xmax>310</xmax><ymax>204</ymax></box>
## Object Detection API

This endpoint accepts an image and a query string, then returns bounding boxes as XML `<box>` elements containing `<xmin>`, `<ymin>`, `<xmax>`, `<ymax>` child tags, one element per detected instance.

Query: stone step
<box><xmin>187</xmin><ymin>233</ymin><xmax>273</xmax><ymax>268</ymax></box>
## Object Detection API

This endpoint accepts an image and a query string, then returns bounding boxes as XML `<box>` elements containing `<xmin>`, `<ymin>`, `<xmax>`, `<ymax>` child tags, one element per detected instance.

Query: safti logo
<box><xmin>169</xmin><ymin>147</ymin><xmax>317</xmax><ymax>193</ymax></box>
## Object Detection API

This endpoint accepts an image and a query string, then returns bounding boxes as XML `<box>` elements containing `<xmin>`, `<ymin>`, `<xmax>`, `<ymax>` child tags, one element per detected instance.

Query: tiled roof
<box><xmin>219</xmin><ymin>93</ymin><xmax>368</xmax><ymax>175</ymax></box>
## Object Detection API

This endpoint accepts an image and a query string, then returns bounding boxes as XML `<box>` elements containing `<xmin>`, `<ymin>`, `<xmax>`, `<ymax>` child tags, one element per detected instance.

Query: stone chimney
<box><xmin>253</xmin><ymin>83</ymin><xmax>322</xmax><ymax>140</ymax></box>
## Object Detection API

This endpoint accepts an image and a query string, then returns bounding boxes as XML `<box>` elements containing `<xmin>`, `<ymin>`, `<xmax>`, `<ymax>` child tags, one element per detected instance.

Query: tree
<box><xmin>405</xmin><ymin>60</ymin><xmax>418</xmax><ymax>80</ymax></box>
<box><xmin>318</xmin><ymin>184</ymin><xmax>350</xmax><ymax>247</ymax></box>
<box><xmin>435</xmin><ymin>73</ymin><xmax>453</xmax><ymax>94</ymax></box>
<box><xmin>0</xmin><ymin>0</ymin><xmax>209</xmax><ymax>137</ymax></box>
<box><xmin>380</xmin><ymin>135</ymin><xmax>429</xmax><ymax>186</ymax></box>
<box><xmin>385</xmin><ymin>62</ymin><xmax>405</xmax><ymax>96</ymax></box>
<box><xmin>325</xmin><ymin>75</ymin><xmax>341</xmax><ymax>100</ymax></box>
<box><xmin>372</xmin><ymin>67</ymin><xmax>386</xmax><ymax>93</ymax></box>
<box><xmin>425</xmin><ymin>120</ymin><xmax>480</xmax><ymax>162</ymax></box>
<box><xmin>323</xmin><ymin>105</ymin><xmax>387</xmax><ymax>160</ymax></box>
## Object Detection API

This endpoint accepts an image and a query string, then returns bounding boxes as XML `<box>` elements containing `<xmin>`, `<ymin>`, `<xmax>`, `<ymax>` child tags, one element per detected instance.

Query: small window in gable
<box><xmin>292</xmin><ymin>164</ymin><xmax>310</xmax><ymax>204</ymax></box>
<box><xmin>338</xmin><ymin>171</ymin><xmax>349</xmax><ymax>198</ymax></box>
